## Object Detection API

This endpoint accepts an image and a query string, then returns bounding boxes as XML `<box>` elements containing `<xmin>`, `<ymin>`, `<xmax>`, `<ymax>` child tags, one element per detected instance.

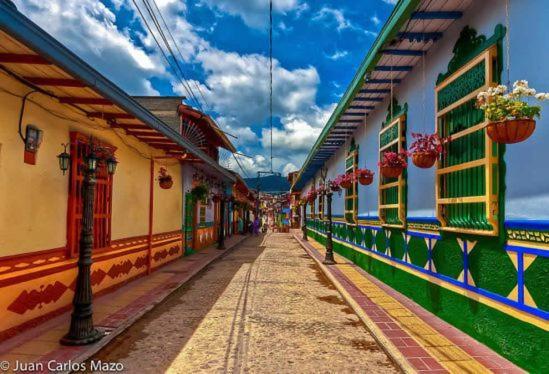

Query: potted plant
<box><xmin>306</xmin><ymin>188</ymin><xmax>317</xmax><ymax>203</ymax></box>
<box><xmin>379</xmin><ymin>150</ymin><xmax>408</xmax><ymax>178</ymax></box>
<box><xmin>338</xmin><ymin>173</ymin><xmax>354</xmax><ymax>189</ymax></box>
<box><xmin>477</xmin><ymin>80</ymin><xmax>548</xmax><ymax>144</ymax></box>
<box><xmin>191</xmin><ymin>184</ymin><xmax>208</xmax><ymax>201</ymax></box>
<box><xmin>409</xmin><ymin>133</ymin><xmax>448</xmax><ymax>168</ymax></box>
<box><xmin>158</xmin><ymin>167</ymin><xmax>173</xmax><ymax>189</ymax></box>
<box><xmin>328</xmin><ymin>178</ymin><xmax>341</xmax><ymax>193</ymax></box>
<box><xmin>355</xmin><ymin>168</ymin><xmax>374</xmax><ymax>185</ymax></box>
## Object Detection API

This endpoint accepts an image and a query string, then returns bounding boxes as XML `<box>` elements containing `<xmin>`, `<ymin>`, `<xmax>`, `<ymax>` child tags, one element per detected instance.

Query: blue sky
<box><xmin>14</xmin><ymin>0</ymin><xmax>396</xmax><ymax>176</ymax></box>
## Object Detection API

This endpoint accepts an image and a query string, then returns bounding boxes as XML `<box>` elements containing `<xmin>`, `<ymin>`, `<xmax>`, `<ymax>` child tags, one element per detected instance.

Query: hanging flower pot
<box><xmin>355</xmin><ymin>168</ymin><xmax>374</xmax><ymax>185</ymax></box>
<box><xmin>486</xmin><ymin>119</ymin><xmax>536</xmax><ymax>144</ymax></box>
<box><xmin>191</xmin><ymin>184</ymin><xmax>208</xmax><ymax>201</ymax></box>
<box><xmin>158</xmin><ymin>167</ymin><xmax>173</xmax><ymax>189</ymax></box>
<box><xmin>477</xmin><ymin>80</ymin><xmax>548</xmax><ymax>144</ymax></box>
<box><xmin>412</xmin><ymin>152</ymin><xmax>437</xmax><ymax>168</ymax></box>
<box><xmin>408</xmin><ymin>132</ymin><xmax>448</xmax><ymax>169</ymax></box>
<box><xmin>328</xmin><ymin>179</ymin><xmax>341</xmax><ymax>192</ymax></box>
<box><xmin>338</xmin><ymin>173</ymin><xmax>354</xmax><ymax>189</ymax></box>
<box><xmin>380</xmin><ymin>166</ymin><xmax>403</xmax><ymax>178</ymax></box>
<box><xmin>306</xmin><ymin>189</ymin><xmax>317</xmax><ymax>203</ymax></box>
<box><xmin>379</xmin><ymin>150</ymin><xmax>407</xmax><ymax>179</ymax></box>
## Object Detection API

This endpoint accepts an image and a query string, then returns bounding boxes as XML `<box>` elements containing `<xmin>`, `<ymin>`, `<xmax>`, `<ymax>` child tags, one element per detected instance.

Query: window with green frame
<box><xmin>318</xmin><ymin>180</ymin><xmax>324</xmax><ymax>220</ymax></box>
<box><xmin>345</xmin><ymin>139</ymin><xmax>358</xmax><ymax>224</ymax></box>
<box><xmin>435</xmin><ymin>25</ymin><xmax>505</xmax><ymax>237</ymax></box>
<box><xmin>378</xmin><ymin>99</ymin><xmax>407</xmax><ymax>229</ymax></box>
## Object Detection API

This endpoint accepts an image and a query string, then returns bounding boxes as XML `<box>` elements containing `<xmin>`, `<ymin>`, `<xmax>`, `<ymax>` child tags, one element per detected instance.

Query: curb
<box><xmin>64</xmin><ymin>235</ymin><xmax>250</xmax><ymax>372</ymax></box>
<box><xmin>292</xmin><ymin>234</ymin><xmax>414</xmax><ymax>374</ymax></box>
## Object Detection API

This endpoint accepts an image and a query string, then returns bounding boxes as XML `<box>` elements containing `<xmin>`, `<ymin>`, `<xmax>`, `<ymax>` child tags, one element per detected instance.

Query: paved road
<box><xmin>90</xmin><ymin>233</ymin><xmax>398</xmax><ymax>373</ymax></box>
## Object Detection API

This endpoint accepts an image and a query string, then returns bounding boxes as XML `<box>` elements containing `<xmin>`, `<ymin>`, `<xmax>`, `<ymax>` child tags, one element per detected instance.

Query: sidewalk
<box><xmin>293</xmin><ymin>232</ymin><xmax>523</xmax><ymax>374</ymax></box>
<box><xmin>0</xmin><ymin>234</ymin><xmax>248</xmax><ymax>373</ymax></box>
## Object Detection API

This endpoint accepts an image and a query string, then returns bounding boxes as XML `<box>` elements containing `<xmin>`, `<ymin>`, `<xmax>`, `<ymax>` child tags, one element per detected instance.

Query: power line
<box><xmin>131</xmin><ymin>0</ymin><xmax>203</xmax><ymax>110</ymax></box>
<box><xmin>141</xmin><ymin>0</ymin><xmax>203</xmax><ymax>110</ymax></box>
<box><xmin>148</xmin><ymin>0</ymin><xmax>210</xmax><ymax>108</ymax></box>
<box><xmin>269</xmin><ymin>0</ymin><xmax>273</xmax><ymax>173</ymax></box>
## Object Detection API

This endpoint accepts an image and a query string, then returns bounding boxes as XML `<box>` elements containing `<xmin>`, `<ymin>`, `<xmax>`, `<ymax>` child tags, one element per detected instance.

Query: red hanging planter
<box><xmin>159</xmin><ymin>176</ymin><xmax>173</xmax><ymax>189</ymax></box>
<box><xmin>486</xmin><ymin>119</ymin><xmax>536</xmax><ymax>144</ymax></box>
<box><xmin>158</xmin><ymin>167</ymin><xmax>173</xmax><ymax>189</ymax></box>
<box><xmin>355</xmin><ymin>168</ymin><xmax>374</xmax><ymax>185</ymax></box>
<box><xmin>412</xmin><ymin>152</ymin><xmax>437</xmax><ymax>169</ymax></box>
<box><xmin>380</xmin><ymin>166</ymin><xmax>404</xmax><ymax>179</ymax></box>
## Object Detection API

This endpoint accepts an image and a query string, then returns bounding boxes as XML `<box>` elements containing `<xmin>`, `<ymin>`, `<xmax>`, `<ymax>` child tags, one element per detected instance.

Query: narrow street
<box><xmin>89</xmin><ymin>233</ymin><xmax>398</xmax><ymax>373</ymax></box>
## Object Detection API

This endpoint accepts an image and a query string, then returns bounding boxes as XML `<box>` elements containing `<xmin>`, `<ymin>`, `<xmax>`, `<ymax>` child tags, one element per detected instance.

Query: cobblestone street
<box><xmin>90</xmin><ymin>233</ymin><xmax>397</xmax><ymax>373</ymax></box>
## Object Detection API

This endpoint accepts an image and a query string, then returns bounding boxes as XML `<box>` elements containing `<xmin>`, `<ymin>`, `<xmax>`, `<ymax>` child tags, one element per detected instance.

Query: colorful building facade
<box><xmin>293</xmin><ymin>1</ymin><xmax>548</xmax><ymax>371</ymax></box>
<box><xmin>0</xmin><ymin>3</ymin><xmax>242</xmax><ymax>340</ymax></box>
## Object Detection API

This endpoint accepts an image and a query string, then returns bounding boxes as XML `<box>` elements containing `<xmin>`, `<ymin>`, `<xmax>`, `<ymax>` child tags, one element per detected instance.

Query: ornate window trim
<box><xmin>435</xmin><ymin>26</ymin><xmax>505</xmax><ymax>237</ymax></box>
<box><xmin>378</xmin><ymin>99</ymin><xmax>407</xmax><ymax>229</ymax></box>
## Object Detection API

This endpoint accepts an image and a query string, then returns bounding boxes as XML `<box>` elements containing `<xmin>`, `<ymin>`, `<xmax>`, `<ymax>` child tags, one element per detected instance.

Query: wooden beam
<box><xmin>381</xmin><ymin>49</ymin><xmax>425</xmax><ymax>56</ymax></box>
<box><xmin>23</xmin><ymin>77</ymin><xmax>85</xmax><ymax>87</ymax></box>
<box><xmin>59</xmin><ymin>97</ymin><xmax>113</xmax><ymax>105</ymax></box>
<box><xmin>127</xmin><ymin>130</ymin><xmax>163</xmax><ymax>137</ymax></box>
<box><xmin>88</xmin><ymin>112</ymin><xmax>134</xmax><ymax>120</ymax></box>
<box><xmin>0</xmin><ymin>53</ymin><xmax>50</xmax><ymax>64</ymax></box>
<box><xmin>411</xmin><ymin>11</ymin><xmax>462</xmax><ymax>20</ymax></box>
<box><xmin>111</xmin><ymin>123</ymin><xmax>147</xmax><ymax>130</ymax></box>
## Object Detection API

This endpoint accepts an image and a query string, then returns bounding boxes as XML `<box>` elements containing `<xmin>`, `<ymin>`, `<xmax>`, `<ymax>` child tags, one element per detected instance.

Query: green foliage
<box><xmin>191</xmin><ymin>184</ymin><xmax>208</xmax><ymax>201</ymax></box>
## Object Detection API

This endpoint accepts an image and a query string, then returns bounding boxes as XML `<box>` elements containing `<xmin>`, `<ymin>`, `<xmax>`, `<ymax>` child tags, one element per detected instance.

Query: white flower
<box><xmin>513</xmin><ymin>80</ymin><xmax>529</xmax><ymax>88</ymax></box>
<box><xmin>495</xmin><ymin>85</ymin><xmax>507</xmax><ymax>94</ymax></box>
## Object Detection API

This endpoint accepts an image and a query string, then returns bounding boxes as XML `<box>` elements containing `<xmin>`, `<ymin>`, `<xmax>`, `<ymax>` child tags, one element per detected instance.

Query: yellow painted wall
<box><xmin>0</xmin><ymin>72</ymin><xmax>182</xmax><ymax>257</ymax></box>
<box><xmin>152</xmin><ymin>161</ymin><xmax>182</xmax><ymax>234</ymax></box>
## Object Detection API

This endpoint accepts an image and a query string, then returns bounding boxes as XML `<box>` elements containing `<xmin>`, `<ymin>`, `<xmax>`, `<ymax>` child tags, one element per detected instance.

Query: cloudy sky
<box><xmin>13</xmin><ymin>0</ymin><xmax>396</xmax><ymax>177</ymax></box>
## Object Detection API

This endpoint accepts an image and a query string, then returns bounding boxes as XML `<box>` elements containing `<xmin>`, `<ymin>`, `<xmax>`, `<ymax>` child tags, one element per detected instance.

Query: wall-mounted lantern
<box><xmin>57</xmin><ymin>143</ymin><xmax>70</xmax><ymax>175</ymax></box>
<box><xmin>106</xmin><ymin>156</ymin><xmax>118</xmax><ymax>175</ymax></box>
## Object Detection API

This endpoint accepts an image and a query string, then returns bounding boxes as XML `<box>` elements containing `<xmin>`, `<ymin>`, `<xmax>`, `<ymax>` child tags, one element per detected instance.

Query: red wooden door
<box><xmin>67</xmin><ymin>132</ymin><xmax>115</xmax><ymax>257</ymax></box>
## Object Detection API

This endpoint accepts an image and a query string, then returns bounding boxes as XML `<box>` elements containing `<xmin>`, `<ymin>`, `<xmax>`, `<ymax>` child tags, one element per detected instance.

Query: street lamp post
<box><xmin>60</xmin><ymin>143</ymin><xmax>117</xmax><ymax>345</ymax></box>
<box><xmin>323</xmin><ymin>189</ymin><xmax>335</xmax><ymax>265</ymax></box>
<box><xmin>320</xmin><ymin>166</ymin><xmax>335</xmax><ymax>265</ymax></box>
<box><xmin>218</xmin><ymin>196</ymin><xmax>226</xmax><ymax>250</ymax></box>
<box><xmin>302</xmin><ymin>201</ymin><xmax>308</xmax><ymax>241</ymax></box>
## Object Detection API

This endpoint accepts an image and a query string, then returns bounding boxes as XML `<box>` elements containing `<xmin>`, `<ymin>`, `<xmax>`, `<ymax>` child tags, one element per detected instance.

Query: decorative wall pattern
<box><xmin>307</xmin><ymin>219</ymin><xmax>548</xmax><ymax>321</ymax></box>
<box><xmin>0</xmin><ymin>231</ymin><xmax>182</xmax><ymax>339</ymax></box>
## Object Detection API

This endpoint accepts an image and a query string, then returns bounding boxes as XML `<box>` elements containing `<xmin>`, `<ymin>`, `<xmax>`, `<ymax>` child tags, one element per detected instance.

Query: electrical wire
<box><xmin>149</xmin><ymin>0</ymin><xmax>211</xmax><ymax>109</ymax></box>
<box><xmin>131</xmin><ymin>0</ymin><xmax>202</xmax><ymax>110</ymax></box>
<box><xmin>141</xmin><ymin>0</ymin><xmax>202</xmax><ymax>109</ymax></box>
<box><xmin>269</xmin><ymin>0</ymin><xmax>273</xmax><ymax>173</ymax></box>
<box><xmin>142</xmin><ymin>0</ymin><xmax>203</xmax><ymax>109</ymax></box>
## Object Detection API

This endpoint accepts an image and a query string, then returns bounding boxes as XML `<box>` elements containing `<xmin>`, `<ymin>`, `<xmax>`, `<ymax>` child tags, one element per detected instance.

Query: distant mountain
<box><xmin>244</xmin><ymin>175</ymin><xmax>290</xmax><ymax>193</ymax></box>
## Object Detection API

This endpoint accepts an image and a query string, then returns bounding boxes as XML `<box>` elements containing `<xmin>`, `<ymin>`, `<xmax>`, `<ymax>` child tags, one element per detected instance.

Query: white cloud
<box><xmin>15</xmin><ymin>0</ymin><xmax>330</xmax><ymax>176</ymax></box>
<box><xmin>14</xmin><ymin>0</ymin><xmax>166</xmax><ymax>95</ymax></box>
<box><xmin>326</xmin><ymin>50</ymin><xmax>349</xmax><ymax>60</ymax></box>
<box><xmin>312</xmin><ymin>7</ymin><xmax>353</xmax><ymax>32</ymax></box>
<box><xmin>381</xmin><ymin>0</ymin><xmax>398</xmax><ymax>4</ymax></box>
<box><xmin>199</xmin><ymin>0</ymin><xmax>304</xmax><ymax>29</ymax></box>
<box><xmin>371</xmin><ymin>15</ymin><xmax>381</xmax><ymax>26</ymax></box>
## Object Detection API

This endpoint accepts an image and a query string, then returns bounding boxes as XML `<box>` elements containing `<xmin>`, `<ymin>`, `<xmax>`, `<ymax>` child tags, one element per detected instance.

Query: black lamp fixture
<box><xmin>58</xmin><ymin>137</ymin><xmax>117</xmax><ymax>346</ymax></box>
<box><xmin>320</xmin><ymin>166</ymin><xmax>336</xmax><ymax>265</ymax></box>
<box><xmin>106</xmin><ymin>156</ymin><xmax>118</xmax><ymax>175</ymax></box>
<box><xmin>57</xmin><ymin>143</ymin><xmax>70</xmax><ymax>175</ymax></box>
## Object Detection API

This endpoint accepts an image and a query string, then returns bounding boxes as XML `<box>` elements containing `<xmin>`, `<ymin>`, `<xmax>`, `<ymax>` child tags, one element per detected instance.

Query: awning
<box><xmin>0</xmin><ymin>1</ymin><xmax>235</xmax><ymax>182</ymax></box>
<box><xmin>292</xmin><ymin>0</ymin><xmax>473</xmax><ymax>190</ymax></box>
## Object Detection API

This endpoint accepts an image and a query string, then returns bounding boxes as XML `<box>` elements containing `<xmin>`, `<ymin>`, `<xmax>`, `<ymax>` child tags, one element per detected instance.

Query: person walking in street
<box><xmin>253</xmin><ymin>217</ymin><xmax>260</xmax><ymax>235</ymax></box>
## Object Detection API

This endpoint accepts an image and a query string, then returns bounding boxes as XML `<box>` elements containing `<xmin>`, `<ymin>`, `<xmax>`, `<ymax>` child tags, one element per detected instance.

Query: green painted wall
<box><xmin>307</xmin><ymin>228</ymin><xmax>548</xmax><ymax>373</ymax></box>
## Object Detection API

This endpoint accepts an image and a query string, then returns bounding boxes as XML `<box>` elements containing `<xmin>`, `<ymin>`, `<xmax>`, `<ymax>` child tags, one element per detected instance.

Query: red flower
<box><xmin>378</xmin><ymin>150</ymin><xmax>408</xmax><ymax>168</ymax></box>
